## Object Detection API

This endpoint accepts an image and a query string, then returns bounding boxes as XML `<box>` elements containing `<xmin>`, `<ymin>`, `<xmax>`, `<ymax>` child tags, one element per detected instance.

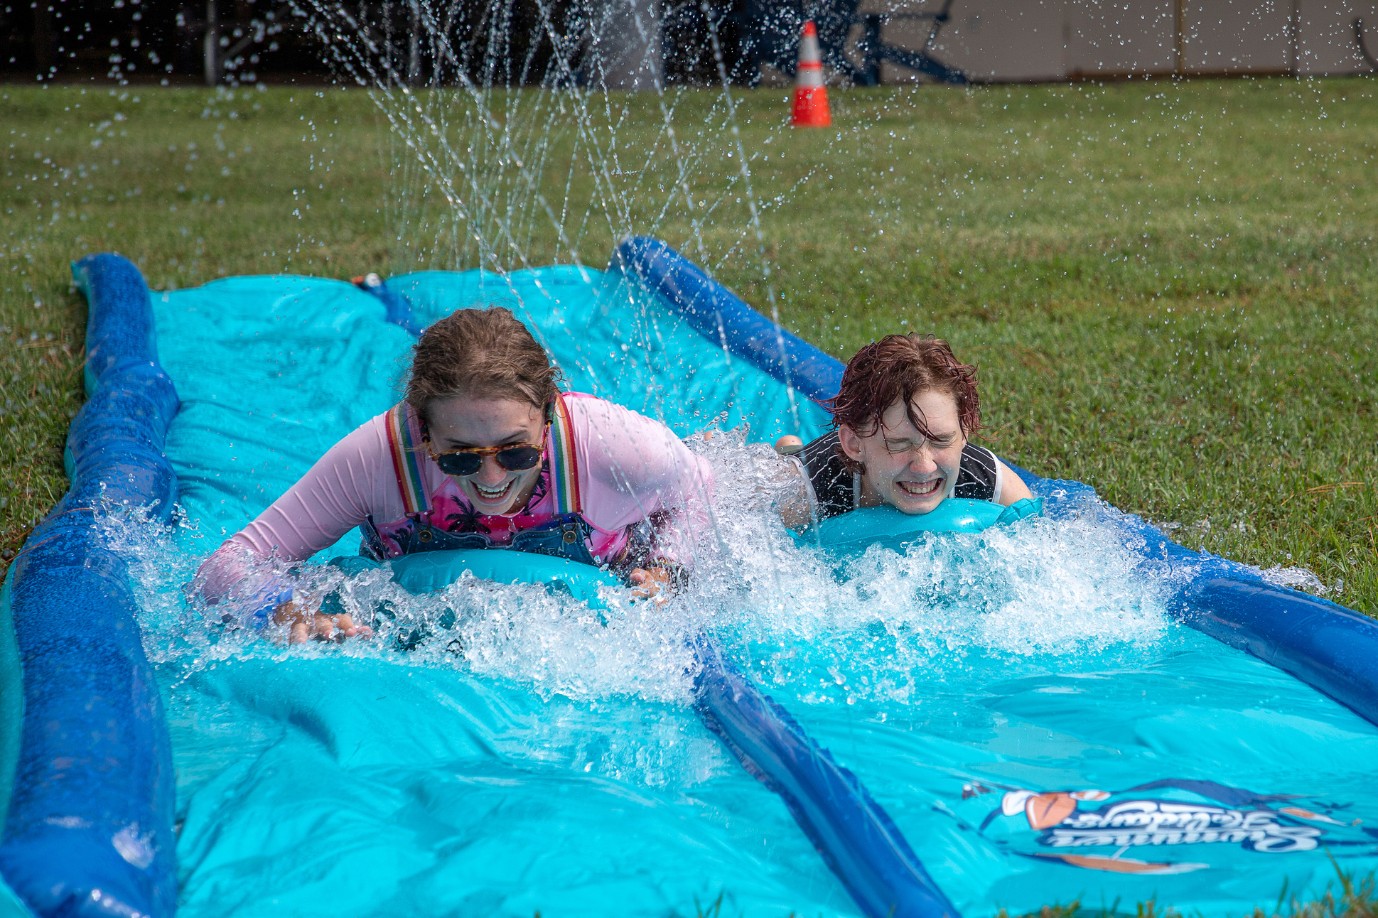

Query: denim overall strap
<box><xmin>384</xmin><ymin>402</ymin><xmax>429</xmax><ymax>516</ymax></box>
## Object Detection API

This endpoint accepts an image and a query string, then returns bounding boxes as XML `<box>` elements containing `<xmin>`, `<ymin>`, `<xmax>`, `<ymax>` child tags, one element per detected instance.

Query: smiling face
<box><xmin>424</xmin><ymin>395</ymin><xmax>546</xmax><ymax>516</ymax></box>
<box><xmin>838</xmin><ymin>389</ymin><xmax>967</xmax><ymax>515</ymax></box>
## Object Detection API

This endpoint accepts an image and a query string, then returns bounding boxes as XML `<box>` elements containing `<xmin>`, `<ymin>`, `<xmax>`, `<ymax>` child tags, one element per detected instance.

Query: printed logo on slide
<box><xmin>959</xmin><ymin>778</ymin><xmax>1376</xmax><ymax>875</ymax></box>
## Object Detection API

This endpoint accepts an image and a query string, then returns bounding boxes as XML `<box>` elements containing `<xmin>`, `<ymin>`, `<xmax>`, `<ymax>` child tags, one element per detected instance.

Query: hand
<box><xmin>774</xmin><ymin>434</ymin><xmax>804</xmax><ymax>455</ymax></box>
<box><xmin>272</xmin><ymin>600</ymin><xmax>374</xmax><ymax>644</ymax></box>
<box><xmin>627</xmin><ymin>566</ymin><xmax>673</xmax><ymax>602</ymax></box>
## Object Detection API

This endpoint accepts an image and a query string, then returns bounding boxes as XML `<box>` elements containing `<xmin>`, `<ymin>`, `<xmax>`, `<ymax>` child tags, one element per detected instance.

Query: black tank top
<box><xmin>795</xmin><ymin>430</ymin><xmax>999</xmax><ymax>522</ymax></box>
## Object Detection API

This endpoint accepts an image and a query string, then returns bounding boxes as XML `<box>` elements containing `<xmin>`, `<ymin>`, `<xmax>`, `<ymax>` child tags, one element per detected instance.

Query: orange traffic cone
<box><xmin>791</xmin><ymin>20</ymin><xmax>831</xmax><ymax>127</ymax></box>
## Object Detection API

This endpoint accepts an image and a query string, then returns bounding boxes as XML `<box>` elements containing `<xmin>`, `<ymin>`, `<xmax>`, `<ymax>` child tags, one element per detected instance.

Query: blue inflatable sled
<box><xmin>4</xmin><ymin>237</ymin><xmax>1378</xmax><ymax>917</ymax></box>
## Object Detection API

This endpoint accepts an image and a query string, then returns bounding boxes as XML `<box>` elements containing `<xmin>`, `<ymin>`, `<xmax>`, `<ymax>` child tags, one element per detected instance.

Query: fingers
<box><xmin>331</xmin><ymin>614</ymin><xmax>373</xmax><ymax>641</ymax></box>
<box><xmin>628</xmin><ymin>566</ymin><xmax>671</xmax><ymax>601</ymax></box>
<box><xmin>309</xmin><ymin>613</ymin><xmax>338</xmax><ymax>642</ymax></box>
<box><xmin>272</xmin><ymin>602</ymin><xmax>373</xmax><ymax>644</ymax></box>
<box><xmin>297</xmin><ymin>613</ymin><xmax>373</xmax><ymax>644</ymax></box>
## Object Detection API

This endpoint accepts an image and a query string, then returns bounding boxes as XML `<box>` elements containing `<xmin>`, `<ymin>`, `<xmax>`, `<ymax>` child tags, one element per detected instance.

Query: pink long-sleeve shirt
<box><xmin>196</xmin><ymin>394</ymin><xmax>714</xmax><ymax>610</ymax></box>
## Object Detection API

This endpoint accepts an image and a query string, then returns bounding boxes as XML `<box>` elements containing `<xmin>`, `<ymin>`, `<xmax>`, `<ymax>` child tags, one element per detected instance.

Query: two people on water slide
<box><xmin>195</xmin><ymin>311</ymin><xmax>1029</xmax><ymax>643</ymax></box>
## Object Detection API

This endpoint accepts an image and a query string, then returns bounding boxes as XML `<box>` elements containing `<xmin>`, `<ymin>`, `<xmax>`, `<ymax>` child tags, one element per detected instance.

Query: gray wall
<box><xmin>858</xmin><ymin>0</ymin><xmax>1378</xmax><ymax>82</ymax></box>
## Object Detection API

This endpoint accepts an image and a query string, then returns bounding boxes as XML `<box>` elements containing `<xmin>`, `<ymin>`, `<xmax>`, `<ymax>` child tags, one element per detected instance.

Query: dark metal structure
<box><xmin>1</xmin><ymin>0</ymin><xmax>961</xmax><ymax>86</ymax></box>
<box><xmin>0</xmin><ymin>0</ymin><xmax>746</xmax><ymax>86</ymax></box>
<box><xmin>742</xmin><ymin>0</ymin><xmax>963</xmax><ymax>85</ymax></box>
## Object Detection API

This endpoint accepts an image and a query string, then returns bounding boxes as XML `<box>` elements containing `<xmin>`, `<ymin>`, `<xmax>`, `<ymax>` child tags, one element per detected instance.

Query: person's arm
<box><xmin>688</xmin><ymin>431</ymin><xmax>816</xmax><ymax>531</ymax></box>
<box><xmin>772</xmin><ymin>454</ymin><xmax>818</xmax><ymax>531</ymax></box>
<box><xmin>994</xmin><ymin>459</ymin><xmax>1035</xmax><ymax>505</ymax></box>
<box><xmin>193</xmin><ymin>413</ymin><xmax>404</xmax><ymax>637</ymax></box>
<box><xmin>570</xmin><ymin>398</ymin><xmax>715</xmax><ymax>594</ymax></box>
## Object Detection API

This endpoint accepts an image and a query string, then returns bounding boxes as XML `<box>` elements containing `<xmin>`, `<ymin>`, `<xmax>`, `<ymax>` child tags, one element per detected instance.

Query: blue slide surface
<box><xmin>5</xmin><ymin>240</ymin><xmax>1378</xmax><ymax>917</ymax></box>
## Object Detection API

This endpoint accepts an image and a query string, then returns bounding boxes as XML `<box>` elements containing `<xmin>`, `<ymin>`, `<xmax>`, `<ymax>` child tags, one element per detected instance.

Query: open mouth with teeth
<box><xmin>897</xmin><ymin>478</ymin><xmax>943</xmax><ymax>498</ymax></box>
<box><xmin>470</xmin><ymin>479</ymin><xmax>515</xmax><ymax>504</ymax></box>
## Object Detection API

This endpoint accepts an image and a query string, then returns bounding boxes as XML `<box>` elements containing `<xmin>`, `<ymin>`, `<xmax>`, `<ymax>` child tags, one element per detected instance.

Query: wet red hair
<box><xmin>830</xmin><ymin>333</ymin><xmax>980</xmax><ymax>439</ymax></box>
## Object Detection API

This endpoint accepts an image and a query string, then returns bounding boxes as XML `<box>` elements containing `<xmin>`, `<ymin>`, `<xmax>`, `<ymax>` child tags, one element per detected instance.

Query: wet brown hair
<box><xmin>404</xmin><ymin>306</ymin><xmax>562</xmax><ymax>424</ymax></box>
<box><xmin>830</xmin><ymin>333</ymin><xmax>980</xmax><ymax>439</ymax></box>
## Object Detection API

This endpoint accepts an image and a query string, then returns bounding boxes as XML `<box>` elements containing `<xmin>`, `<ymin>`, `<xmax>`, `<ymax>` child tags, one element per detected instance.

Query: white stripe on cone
<box><xmin>797</xmin><ymin>23</ymin><xmax>825</xmax><ymax>89</ymax></box>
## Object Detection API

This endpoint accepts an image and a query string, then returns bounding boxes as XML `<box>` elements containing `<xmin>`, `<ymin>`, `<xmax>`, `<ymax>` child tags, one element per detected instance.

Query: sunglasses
<box><xmin>426</xmin><ymin>429</ymin><xmax>547</xmax><ymax>478</ymax></box>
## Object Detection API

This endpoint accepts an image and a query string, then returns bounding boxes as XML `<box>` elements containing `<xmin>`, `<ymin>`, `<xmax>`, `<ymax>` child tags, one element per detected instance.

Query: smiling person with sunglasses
<box><xmin>196</xmin><ymin>306</ymin><xmax>713</xmax><ymax>642</ymax></box>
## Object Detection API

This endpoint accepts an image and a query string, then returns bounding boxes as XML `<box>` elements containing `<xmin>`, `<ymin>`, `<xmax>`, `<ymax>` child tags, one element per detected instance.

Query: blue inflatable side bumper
<box><xmin>0</xmin><ymin>254</ymin><xmax>179</xmax><ymax>918</ymax></box>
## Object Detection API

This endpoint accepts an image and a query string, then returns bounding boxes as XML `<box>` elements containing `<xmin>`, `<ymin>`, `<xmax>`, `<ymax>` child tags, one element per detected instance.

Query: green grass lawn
<box><xmin>5</xmin><ymin>77</ymin><xmax>1376</xmax><ymax>607</ymax></box>
<box><xmin>3</xmin><ymin>76</ymin><xmax>1378</xmax><ymax>914</ymax></box>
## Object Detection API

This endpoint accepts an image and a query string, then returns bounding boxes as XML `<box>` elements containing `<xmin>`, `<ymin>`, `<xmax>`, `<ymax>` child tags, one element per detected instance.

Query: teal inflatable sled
<box><xmin>4</xmin><ymin>238</ymin><xmax>1378</xmax><ymax>917</ymax></box>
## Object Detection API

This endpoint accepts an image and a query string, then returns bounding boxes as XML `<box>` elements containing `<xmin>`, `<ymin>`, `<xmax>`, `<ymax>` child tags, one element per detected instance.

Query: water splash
<box><xmin>98</xmin><ymin>441</ymin><xmax>1177</xmax><ymax>716</ymax></box>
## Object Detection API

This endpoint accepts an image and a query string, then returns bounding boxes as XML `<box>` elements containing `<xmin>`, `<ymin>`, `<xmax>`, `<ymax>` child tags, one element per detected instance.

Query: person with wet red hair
<box><xmin>775</xmin><ymin>333</ymin><xmax>1032</xmax><ymax>529</ymax></box>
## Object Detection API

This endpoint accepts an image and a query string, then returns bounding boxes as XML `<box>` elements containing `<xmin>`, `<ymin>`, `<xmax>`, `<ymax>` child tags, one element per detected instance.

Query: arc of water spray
<box><xmin>293</xmin><ymin>3</ymin><xmax>569</xmax><ymax>264</ymax></box>
<box><xmin>295</xmin><ymin>1</ymin><xmax>670</xmax><ymax>357</ymax></box>
<box><xmin>294</xmin><ymin>0</ymin><xmax>632</xmax><ymax>386</ymax></box>
<box><xmin>292</xmin><ymin>0</ymin><xmax>794</xmax><ymax>426</ymax></box>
